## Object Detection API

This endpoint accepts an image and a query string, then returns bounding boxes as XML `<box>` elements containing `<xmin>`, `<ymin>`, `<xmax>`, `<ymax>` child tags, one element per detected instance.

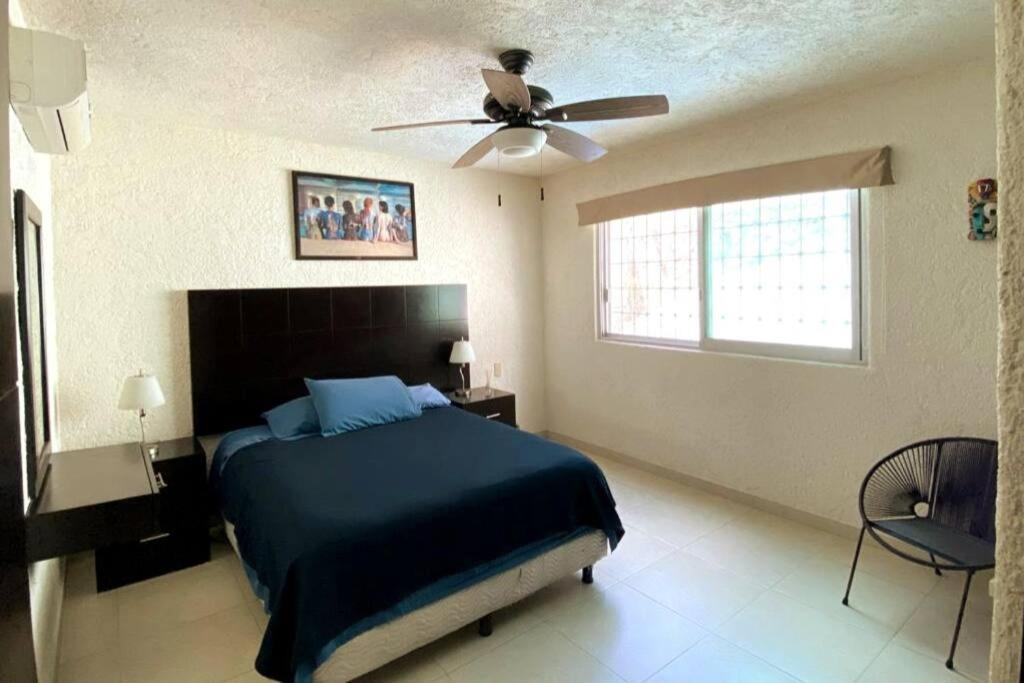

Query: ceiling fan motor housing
<box><xmin>483</xmin><ymin>86</ymin><xmax>553</xmax><ymax>120</ymax></box>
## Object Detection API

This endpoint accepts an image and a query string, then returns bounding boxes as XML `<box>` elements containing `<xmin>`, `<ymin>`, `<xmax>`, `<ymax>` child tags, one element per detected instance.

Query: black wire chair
<box><xmin>842</xmin><ymin>437</ymin><xmax>997</xmax><ymax>670</ymax></box>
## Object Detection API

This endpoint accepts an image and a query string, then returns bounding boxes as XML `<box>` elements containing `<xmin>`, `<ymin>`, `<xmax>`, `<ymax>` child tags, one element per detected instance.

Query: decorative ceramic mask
<box><xmin>968</xmin><ymin>178</ymin><xmax>997</xmax><ymax>240</ymax></box>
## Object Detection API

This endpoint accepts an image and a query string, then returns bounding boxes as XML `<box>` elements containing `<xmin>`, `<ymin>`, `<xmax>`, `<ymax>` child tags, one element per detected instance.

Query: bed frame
<box><xmin>187</xmin><ymin>285</ymin><xmax>606</xmax><ymax>681</ymax></box>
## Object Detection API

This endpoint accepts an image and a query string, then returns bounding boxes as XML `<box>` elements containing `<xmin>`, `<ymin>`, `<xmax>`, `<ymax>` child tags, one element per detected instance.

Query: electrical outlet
<box><xmin>493</xmin><ymin>362</ymin><xmax>503</xmax><ymax>378</ymax></box>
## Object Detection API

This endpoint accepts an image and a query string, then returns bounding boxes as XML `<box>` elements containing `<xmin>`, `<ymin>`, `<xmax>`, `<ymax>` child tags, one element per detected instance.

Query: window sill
<box><xmin>597</xmin><ymin>335</ymin><xmax>867</xmax><ymax>368</ymax></box>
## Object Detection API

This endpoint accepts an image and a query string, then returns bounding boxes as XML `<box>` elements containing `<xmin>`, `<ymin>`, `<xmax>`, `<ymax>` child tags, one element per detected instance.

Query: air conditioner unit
<box><xmin>9</xmin><ymin>26</ymin><xmax>91</xmax><ymax>154</ymax></box>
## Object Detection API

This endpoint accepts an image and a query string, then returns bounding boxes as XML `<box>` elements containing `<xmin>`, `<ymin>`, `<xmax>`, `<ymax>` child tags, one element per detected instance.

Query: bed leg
<box><xmin>582</xmin><ymin>565</ymin><xmax>594</xmax><ymax>584</ymax></box>
<box><xmin>477</xmin><ymin>613</ymin><xmax>493</xmax><ymax>637</ymax></box>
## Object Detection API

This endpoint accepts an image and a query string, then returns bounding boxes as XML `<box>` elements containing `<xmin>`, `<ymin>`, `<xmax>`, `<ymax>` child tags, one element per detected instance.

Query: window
<box><xmin>597</xmin><ymin>190</ymin><xmax>862</xmax><ymax>363</ymax></box>
<box><xmin>599</xmin><ymin>208</ymin><xmax>701</xmax><ymax>344</ymax></box>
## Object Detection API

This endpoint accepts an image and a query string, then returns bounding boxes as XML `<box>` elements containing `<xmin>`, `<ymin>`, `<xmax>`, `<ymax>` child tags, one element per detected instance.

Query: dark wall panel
<box><xmin>188</xmin><ymin>285</ymin><xmax>469</xmax><ymax>435</ymax></box>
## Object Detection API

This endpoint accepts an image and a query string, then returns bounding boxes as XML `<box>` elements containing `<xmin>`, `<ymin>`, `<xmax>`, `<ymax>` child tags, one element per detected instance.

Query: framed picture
<box><xmin>292</xmin><ymin>170</ymin><xmax>418</xmax><ymax>260</ymax></box>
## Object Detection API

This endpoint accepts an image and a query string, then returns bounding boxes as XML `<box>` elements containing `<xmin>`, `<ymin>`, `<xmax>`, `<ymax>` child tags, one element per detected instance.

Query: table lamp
<box><xmin>449</xmin><ymin>338</ymin><xmax>476</xmax><ymax>397</ymax></box>
<box><xmin>118</xmin><ymin>371</ymin><xmax>165</xmax><ymax>457</ymax></box>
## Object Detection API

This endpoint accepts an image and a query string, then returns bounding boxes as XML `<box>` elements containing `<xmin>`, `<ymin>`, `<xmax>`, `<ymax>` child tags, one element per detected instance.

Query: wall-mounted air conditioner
<box><xmin>9</xmin><ymin>26</ymin><xmax>91</xmax><ymax>154</ymax></box>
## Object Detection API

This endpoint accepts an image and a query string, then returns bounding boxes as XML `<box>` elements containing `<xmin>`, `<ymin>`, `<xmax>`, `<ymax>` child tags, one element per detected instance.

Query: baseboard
<box><xmin>545</xmin><ymin>431</ymin><xmax>861</xmax><ymax>541</ymax></box>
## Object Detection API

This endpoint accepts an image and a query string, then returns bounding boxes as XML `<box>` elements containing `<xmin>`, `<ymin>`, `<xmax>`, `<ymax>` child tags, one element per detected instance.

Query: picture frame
<box><xmin>292</xmin><ymin>170</ymin><xmax>418</xmax><ymax>261</ymax></box>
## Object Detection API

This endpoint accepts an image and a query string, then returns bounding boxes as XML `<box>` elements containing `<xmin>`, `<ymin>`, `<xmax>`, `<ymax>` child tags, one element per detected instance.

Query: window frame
<box><xmin>595</xmin><ymin>209</ymin><xmax>702</xmax><ymax>351</ymax></box>
<box><xmin>596</xmin><ymin>189</ymin><xmax>864</xmax><ymax>364</ymax></box>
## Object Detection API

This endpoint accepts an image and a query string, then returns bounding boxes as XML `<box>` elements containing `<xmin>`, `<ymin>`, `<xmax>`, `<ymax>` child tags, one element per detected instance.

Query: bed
<box><xmin>188</xmin><ymin>285</ymin><xmax>624</xmax><ymax>682</ymax></box>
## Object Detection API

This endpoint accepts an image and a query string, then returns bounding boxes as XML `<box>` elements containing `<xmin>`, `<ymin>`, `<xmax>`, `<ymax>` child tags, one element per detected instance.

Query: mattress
<box><xmin>210</xmin><ymin>407</ymin><xmax>623</xmax><ymax>680</ymax></box>
<box><xmin>225</xmin><ymin>520</ymin><xmax>608</xmax><ymax>681</ymax></box>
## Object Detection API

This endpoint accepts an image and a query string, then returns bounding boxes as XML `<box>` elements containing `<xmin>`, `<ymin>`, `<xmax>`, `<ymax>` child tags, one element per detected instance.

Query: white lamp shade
<box><xmin>449</xmin><ymin>340</ymin><xmax>476</xmax><ymax>364</ymax></box>
<box><xmin>118</xmin><ymin>374</ymin><xmax>165</xmax><ymax>410</ymax></box>
<box><xmin>492</xmin><ymin>127</ymin><xmax>547</xmax><ymax>158</ymax></box>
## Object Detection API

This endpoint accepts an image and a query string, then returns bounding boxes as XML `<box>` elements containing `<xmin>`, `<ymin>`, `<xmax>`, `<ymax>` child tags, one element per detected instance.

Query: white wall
<box><xmin>541</xmin><ymin>60</ymin><xmax>998</xmax><ymax>526</ymax></box>
<box><xmin>49</xmin><ymin>114</ymin><xmax>546</xmax><ymax>449</ymax></box>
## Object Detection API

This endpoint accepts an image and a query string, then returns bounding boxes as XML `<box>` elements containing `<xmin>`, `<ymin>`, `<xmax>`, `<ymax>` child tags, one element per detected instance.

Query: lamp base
<box><xmin>454</xmin><ymin>387</ymin><xmax>470</xmax><ymax>398</ymax></box>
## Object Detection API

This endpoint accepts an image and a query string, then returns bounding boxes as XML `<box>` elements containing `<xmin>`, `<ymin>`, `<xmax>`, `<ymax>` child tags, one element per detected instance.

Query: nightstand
<box><xmin>26</xmin><ymin>442</ymin><xmax>161</xmax><ymax>562</ymax></box>
<box><xmin>94</xmin><ymin>437</ymin><xmax>210</xmax><ymax>591</ymax></box>
<box><xmin>447</xmin><ymin>388</ymin><xmax>517</xmax><ymax>428</ymax></box>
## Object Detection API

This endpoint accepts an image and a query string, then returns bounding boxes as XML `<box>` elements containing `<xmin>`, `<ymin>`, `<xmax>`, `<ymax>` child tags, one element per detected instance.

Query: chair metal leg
<box><xmin>929</xmin><ymin>553</ymin><xmax>942</xmax><ymax>576</ymax></box>
<box><xmin>478</xmin><ymin>613</ymin><xmax>493</xmax><ymax>637</ymax></box>
<box><xmin>842</xmin><ymin>525</ymin><xmax>866</xmax><ymax>606</ymax></box>
<box><xmin>582</xmin><ymin>565</ymin><xmax>594</xmax><ymax>584</ymax></box>
<box><xmin>946</xmin><ymin>570</ymin><xmax>974</xmax><ymax>670</ymax></box>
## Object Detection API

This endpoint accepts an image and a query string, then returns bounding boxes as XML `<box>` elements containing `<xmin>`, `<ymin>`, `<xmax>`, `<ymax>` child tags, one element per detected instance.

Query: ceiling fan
<box><xmin>371</xmin><ymin>49</ymin><xmax>669</xmax><ymax>169</ymax></box>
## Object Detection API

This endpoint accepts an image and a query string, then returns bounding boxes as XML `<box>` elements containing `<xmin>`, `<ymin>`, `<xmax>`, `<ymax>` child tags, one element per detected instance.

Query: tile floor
<box><xmin>57</xmin><ymin>451</ymin><xmax>993</xmax><ymax>682</ymax></box>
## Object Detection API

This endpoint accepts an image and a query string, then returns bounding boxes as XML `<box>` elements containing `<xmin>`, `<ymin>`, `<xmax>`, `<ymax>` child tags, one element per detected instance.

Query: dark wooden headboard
<box><xmin>187</xmin><ymin>285</ymin><xmax>469</xmax><ymax>435</ymax></box>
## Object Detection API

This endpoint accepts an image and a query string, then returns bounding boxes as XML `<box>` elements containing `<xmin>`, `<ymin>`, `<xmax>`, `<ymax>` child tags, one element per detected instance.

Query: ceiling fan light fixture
<box><xmin>492</xmin><ymin>127</ymin><xmax>547</xmax><ymax>158</ymax></box>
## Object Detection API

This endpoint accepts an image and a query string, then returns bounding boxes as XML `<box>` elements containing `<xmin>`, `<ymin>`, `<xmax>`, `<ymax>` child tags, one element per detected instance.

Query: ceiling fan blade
<box><xmin>546</xmin><ymin>95</ymin><xmax>669</xmax><ymax>122</ymax></box>
<box><xmin>481</xmin><ymin>69</ymin><xmax>531</xmax><ymax>113</ymax></box>
<box><xmin>372</xmin><ymin>118</ymin><xmax>495</xmax><ymax>132</ymax></box>
<box><xmin>452</xmin><ymin>132</ymin><xmax>497</xmax><ymax>168</ymax></box>
<box><xmin>542</xmin><ymin>124</ymin><xmax>607</xmax><ymax>162</ymax></box>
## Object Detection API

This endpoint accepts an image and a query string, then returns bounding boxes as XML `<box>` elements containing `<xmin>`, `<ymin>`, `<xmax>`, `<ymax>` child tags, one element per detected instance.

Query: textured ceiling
<box><xmin>19</xmin><ymin>0</ymin><xmax>993</xmax><ymax>175</ymax></box>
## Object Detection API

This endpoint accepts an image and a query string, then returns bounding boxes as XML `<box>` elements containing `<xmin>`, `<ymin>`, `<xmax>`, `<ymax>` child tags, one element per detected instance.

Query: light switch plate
<box><xmin>493</xmin><ymin>361</ymin><xmax>503</xmax><ymax>378</ymax></box>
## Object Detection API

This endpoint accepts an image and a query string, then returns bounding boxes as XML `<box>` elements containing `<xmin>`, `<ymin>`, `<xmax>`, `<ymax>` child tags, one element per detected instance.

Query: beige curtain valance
<box><xmin>576</xmin><ymin>146</ymin><xmax>893</xmax><ymax>226</ymax></box>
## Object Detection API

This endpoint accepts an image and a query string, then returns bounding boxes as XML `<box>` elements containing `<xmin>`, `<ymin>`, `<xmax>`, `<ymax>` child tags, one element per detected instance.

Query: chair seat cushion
<box><xmin>872</xmin><ymin>518</ymin><xmax>995</xmax><ymax>568</ymax></box>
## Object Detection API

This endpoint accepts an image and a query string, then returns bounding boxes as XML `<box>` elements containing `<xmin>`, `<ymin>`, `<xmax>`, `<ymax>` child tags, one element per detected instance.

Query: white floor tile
<box><xmin>625</xmin><ymin>550</ymin><xmax>764</xmax><ymax>628</ymax></box>
<box><xmin>57</xmin><ymin>647</ymin><xmax>122</xmax><ymax>683</ymax></box>
<box><xmin>597</xmin><ymin>524</ymin><xmax>677</xmax><ymax>581</ymax></box>
<box><xmin>893</xmin><ymin>595</ymin><xmax>991</xmax><ymax>681</ymax></box>
<box><xmin>605</xmin><ymin>478</ymin><xmax>650</xmax><ymax>512</ymax></box>
<box><xmin>117</xmin><ymin>605</ymin><xmax>262</xmax><ymax>683</ymax></box>
<box><xmin>647</xmin><ymin>635</ymin><xmax>799</xmax><ymax>683</ymax></box>
<box><xmin>355</xmin><ymin>644</ymin><xmax>448</xmax><ymax>683</ymax></box>
<box><xmin>58</xmin><ymin>589</ymin><xmax>118</xmax><ymax>663</ymax></box>
<box><xmin>818</xmin><ymin>537</ymin><xmax>941</xmax><ymax>595</ymax></box>
<box><xmin>447</xmin><ymin>623</ymin><xmax>623</xmax><ymax>683</ymax></box>
<box><xmin>626</xmin><ymin>499</ymin><xmax>735</xmax><ymax>548</ymax></box>
<box><xmin>775</xmin><ymin>556</ymin><xmax>927</xmax><ymax>638</ymax></box>
<box><xmin>684</xmin><ymin>519</ymin><xmax>820</xmax><ymax>589</ymax></box>
<box><xmin>716</xmin><ymin>590</ymin><xmax>889</xmax><ymax>683</ymax></box>
<box><xmin>546</xmin><ymin>583</ymin><xmax>706</xmax><ymax>683</ymax></box>
<box><xmin>856</xmin><ymin>643</ymin><xmax>975</xmax><ymax>683</ymax></box>
<box><xmin>115</xmin><ymin>560</ymin><xmax>247</xmax><ymax>643</ymax></box>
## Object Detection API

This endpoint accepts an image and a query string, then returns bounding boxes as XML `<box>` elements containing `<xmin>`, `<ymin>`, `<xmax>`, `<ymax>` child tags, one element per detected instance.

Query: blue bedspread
<box><xmin>210</xmin><ymin>407</ymin><xmax>623</xmax><ymax>681</ymax></box>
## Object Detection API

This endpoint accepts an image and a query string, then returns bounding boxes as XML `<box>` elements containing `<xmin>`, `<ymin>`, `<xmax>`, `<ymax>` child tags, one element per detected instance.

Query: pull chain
<box><xmin>497</xmin><ymin>151</ymin><xmax>502</xmax><ymax>207</ymax></box>
<box><xmin>540</xmin><ymin>146</ymin><xmax>545</xmax><ymax>201</ymax></box>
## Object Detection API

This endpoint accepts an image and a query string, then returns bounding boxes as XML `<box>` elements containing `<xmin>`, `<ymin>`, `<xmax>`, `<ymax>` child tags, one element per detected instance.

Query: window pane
<box><xmin>600</xmin><ymin>207</ymin><xmax>700</xmax><ymax>343</ymax></box>
<box><xmin>707</xmin><ymin>190</ymin><xmax>856</xmax><ymax>349</ymax></box>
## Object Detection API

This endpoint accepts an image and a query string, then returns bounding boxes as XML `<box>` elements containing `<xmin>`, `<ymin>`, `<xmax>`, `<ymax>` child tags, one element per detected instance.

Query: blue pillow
<box><xmin>407</xmin><ymin>383</ymin><xmax>451</xmax><ymax>409</ymax></box>
<box><xmin>305</xmin><ymin>376</ymin><xmax>422</xmax><ymax>436</ymax></box>
<box><xmin>261</xmin><ymin>396</ymin><xmax>321</xmax><ymax>441</ymax></box>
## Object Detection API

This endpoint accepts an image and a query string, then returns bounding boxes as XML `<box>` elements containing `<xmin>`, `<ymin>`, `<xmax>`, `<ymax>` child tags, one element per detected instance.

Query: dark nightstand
<box><xmin>26</xmin><ymin>442</ymin><xmax>161</xmax><ymax>563</ymax></box>
<box><xmin>94</xmin><ymin>437</ymin><xmax>210</xmax><ymax>591</ymax></box>
<box><xmin>447</xmin><ymin>388</ymin><xmax>517</xmax><ymax>428</ymax></box>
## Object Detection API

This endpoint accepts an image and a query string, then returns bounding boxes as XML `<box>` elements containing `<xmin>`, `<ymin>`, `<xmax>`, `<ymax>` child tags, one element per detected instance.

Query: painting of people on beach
<box><xmin>292</xmin><ymin>171</ymin><xmax>417</xmax><ymax>260</ymax></box>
